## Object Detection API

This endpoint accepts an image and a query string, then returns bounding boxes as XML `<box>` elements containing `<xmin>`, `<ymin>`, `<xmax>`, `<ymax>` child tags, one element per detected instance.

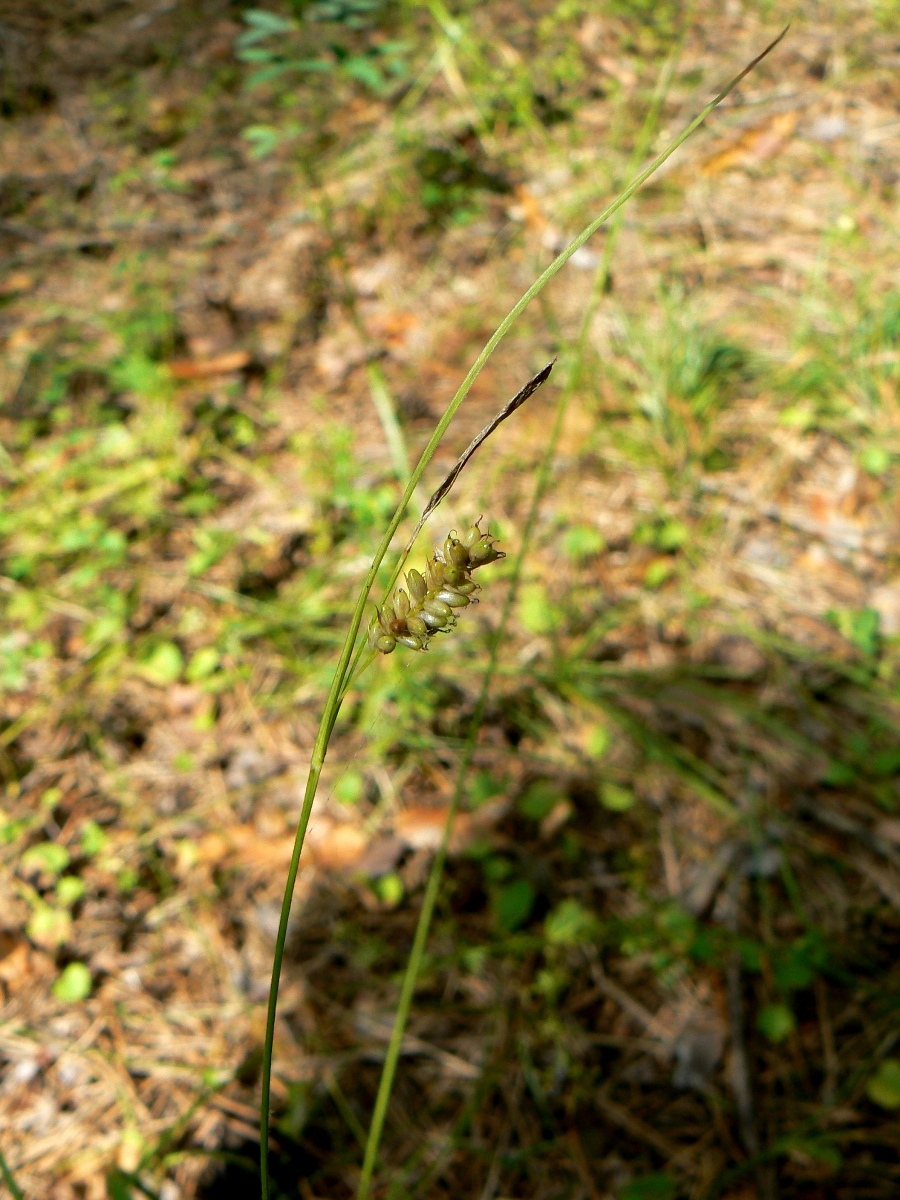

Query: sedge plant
<box><xmin>259</xmin><ymin>29</ymin><xmax>789</xmax><ymax>1200</ymax></box>
<box><xmin>354</xmin><ymin>39</ymin><xmax>686</xmax><ymax>1200</ymax></box>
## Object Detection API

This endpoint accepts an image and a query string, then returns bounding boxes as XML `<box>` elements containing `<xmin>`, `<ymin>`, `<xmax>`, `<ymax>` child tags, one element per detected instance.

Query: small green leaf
<box><xmin>655</xmin><ymin>519</ymin><xmax>688</xmax><ymax>551</ymax></box>
<box><xmin>335</xmin><ymin>771</ymin><xmax>365</xmax><ymax>805</ymax></box>
<box><xmin>867</xmin><ymin>1058</ymin><xmax>900</xmax><ymax>1109</ymax></box>
<box><xmin>53</xmin><ymin>962</ymin><xmax>92</xmax><ymax>1003</ymax></box>
<box><xmin>785</xmin><ymin>1138</ymin><xmax>842</xmax><ymax>1170</ymax></box>
<box><xmin>873</xmin><ymin>748</ymin><xmax>900</xmax><ymax>776</ymax></box>
<box><xmin>80</xmin><ymin>821</ymin><xmax>108</xmax><ymax>858</ymax></box>
<box><xmin>585</xmin><ymin>724</ymin><xmax>610</xmax><ymax>759</ymax></box>
<box><xmin>139</xmin><ymin>642</ymin><xmax>183</xmax><ymax>686</ymax></box>
<box><xmin>188</xmin><ymin>529</ymin><xmax>235</xmax><ymax>576</ymax></box>
<box><xmin>644</xmin><ymin>559</ymin><xmax>672</xmax><ymax>589</ymax></box>
<box><xmin>494</xmin><ymin>879</ymin><xmax>536</xmax><ymax>932</ymax></box>
<box><xmin>240</xmin><ymin>8</ymin><xmax>297</xmax><ymax>38</ymax></box>
<box><xmin>821</xmin><ymin>761</ymin><xmax>856</xmax><ymax>786</ymax></box>
<box><xmin>468</xmin><ymin>770</ymin><xmax>505</xmax><ymax>806</ymax></box>
<box><xmin>20</xmin><ymin>842</ymin><xmax>70</xmax><ymax>878</ymax></box>
<box><xmin>242</xmin><ymin>124</ymin><xmax>284</xmax><ymax>159</ymax></box>
<box><xmin>185</xmin><ymin>647</ymin><xmax>220</xmax><ymax>682</ymax></box>
<box><xmin>343</xmin><ymin>56</ymin><xmax>386</xmax><ymax>92</ymax></box>
<box><xmin>545</xmin><ymin>899</ymin><xmax>598</xmax><ymax>946</ymax></box>
<box><xmin>105</xmin><ymin>1169</ymin><xmax>135</xmax><ymax>1200</ymax></box>
<box><xmin>27</xmin><ymin>906</ymin><xmax>72</xmax><ymax>950</ymax></box>
<box><xmin>620</xmin><ymin>1173</ymin><xmax>677</xmax><ymax>1200</ymax></box>
<box><xmin>56</xmin><ymin>876</ymin><xmax>86</xmax><ymax>908</ymax></box>
<box><xmin>757</xmin><ymin>1003</ymin><xmax>795</xmax><ymax>1043</ymax></box>
<box><xmin>600</xmin><ymin>782</ymin><xmax>635</xmax><ymax>812</ymax></box>
<box><xmin>517</xmin><ymin>779</ymin><xmax>561</xmax><ymax>821</ymax></box>
<box><xmin>374</xmin><ymin>873</ymin><xmax>404</xmax><ymax>908</ymax></box>
<box><xmin>772</xmin><ymin>933</ymin><xmax>829</xmax><ymax>992</ymax></box>
<box><xmin>780</xmin><ymin>403</ymin><xmax>815</xmax><ymax>430</ymax></box>
<box><xmin>859</xmin><ymin>445</ymin><xmax>890</xmax><ymax>475</ymax></box>
<box><xmin>828</xmin><ymin>607</ymin><xmax>880</xmax><ymax>657</ymax></box>
<box><xmin>483</xmin><ymin>855</ymin><xmax>511</xmax><ymax>882</ymax></box>
<box><xmin>518</xmin><ymin>584</ymin><xmax>558</xmax><ymax>634</ymax></box>
<box><xmin>117</xmin><ymin>867</ymin><xmax>139</xmax><ymax>894</ymax></box>
<box><xmin>562</xmin><ymin>525</ymin><xmax>605</xmax><ymax>561</ymax></box>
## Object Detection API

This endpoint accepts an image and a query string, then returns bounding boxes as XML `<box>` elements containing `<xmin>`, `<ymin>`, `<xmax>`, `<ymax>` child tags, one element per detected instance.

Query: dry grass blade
<box><xmin>402</xmin><ymin>359</ymin><xmax>556</xmax><ymax>554</ymax></box>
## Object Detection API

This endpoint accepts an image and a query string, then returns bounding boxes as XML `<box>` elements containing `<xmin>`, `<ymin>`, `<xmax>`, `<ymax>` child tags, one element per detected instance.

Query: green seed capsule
<box><xmin>469</xmin><ymin>538</ymin><xmax>502</xmax><ymax>565</ymax></box>
<box><xmin>462</xmin><ymin>523</ymin><xmax>483</xmax><ymax>549</ymax></box>
<box><xmin>371</xmin><ymin>521</ymin><xmax>501</xmax><ymax>653</ymax></box>
<box><xmin>407</xmin><ymin>569</ymin><xmax>427</xmax><ymax>602</ymax></box>
<box><xmin>426</xmin><ymin>558</ymin><xmax>445</xmax><ymax>590</ymax></box>
<box><xmin>424</xmin><ymin>597</ymin><xmax>453</xmax><ymax>619</ymax></box>
<box><xmin>437</xmin><ymin>588</ymin><xmax>469</xmax><ymax>608</ymax></box>
<box><xmin>446</xmin><ymin>538</ymin><xmax>469</xmax><ymax>568</ymax></box>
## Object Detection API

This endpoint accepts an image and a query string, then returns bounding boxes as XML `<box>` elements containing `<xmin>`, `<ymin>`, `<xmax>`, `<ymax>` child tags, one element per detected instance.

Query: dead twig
<box><xmin>594</xmin><ymin>1089</ymin><xmax>681</xmax><ymax>1160</ymax></box>
<box><xmin>567</xmin><ymin>1127</ymin><xmax>605</xmax><ymax>1200</ymax></box>
<box><xmin>722</xmin><ymin>874</ymin><xmax>775</xmax><ymax>1200</ymax></box>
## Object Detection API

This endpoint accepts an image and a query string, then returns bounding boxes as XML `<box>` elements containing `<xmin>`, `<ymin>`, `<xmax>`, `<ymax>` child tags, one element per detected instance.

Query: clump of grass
<box><xmin>258</xmin><ymin>30</ymin><xmax>789</xmax><ymax>1200</ymax></box>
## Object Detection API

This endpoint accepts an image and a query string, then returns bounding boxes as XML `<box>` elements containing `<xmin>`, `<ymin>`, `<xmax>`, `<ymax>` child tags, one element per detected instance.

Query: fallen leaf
<box><xmin>396</xmin><ymin>805</ymin><xmax>470</xmax><ymax>852</ymax></box>
<box><xmin>368</xmin><ymin>309</ymin><xmax>418</xmax><ymax>348</ymax></box>
<box><xmin>507</xmin><ymin>185</ymin><xmax>548</xmax><ymax>232</ymax></box>
<box><xmin>870</xmin><ymin>581</ymin><xmax>900</xmax><ymax>636</ymax></box>
<box><xmin>168</xmin><ymin>350</ymin><xmax>250</xmax><ymax>379</ymax></box>
<box><xmin>308</xmin><ymin>823</ymin><xmax>367</xmax><ymax>870</ymax></box>
<box><xmin>0</xmin><ymin>935</ymin><xmax>31</xmax><ymax>990</ymax></box>
<box><xmin>0</xmin><ymin>271</ymin><xmax>34</xmax><ymax>295</ymax></box>
<box><xmin>117</xmin><ymin>1129</ymin><xmax>143</xmax><ymax>1173</ymax></box>
<box><xmin>875</xmin><ymin>818</ymin><xmax>900</xmax><ymax>847</ymax></box>
<box><xmin>540</xmin><ymin>799</ymin><xmax>573</xmax><ymax>839</ymax></box>
<box><xmin>701</xmin><ymin>110</ymin><xmax>798</xmax><ymax>175</ymax></box>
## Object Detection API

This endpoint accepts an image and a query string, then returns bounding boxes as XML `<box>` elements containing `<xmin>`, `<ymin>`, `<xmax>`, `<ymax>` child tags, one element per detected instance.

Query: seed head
<box><xmin>368</xmin><ymin>520</ymin><xmax>504</xmax><ymax>654</ymax></box>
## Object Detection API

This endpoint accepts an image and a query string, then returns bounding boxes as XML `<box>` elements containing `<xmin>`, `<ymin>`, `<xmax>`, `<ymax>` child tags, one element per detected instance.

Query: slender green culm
<box><xmin>0</xmin><ymin>1146</ymin><xmax>24</xmax><ymax>1200</ymax></box>
<box><xmin>354</xmin><ymin>44</ymin><xmax>687</xmax><ymax>1200</ymax></box>
<box><xmin>260</xmin><ymin>29</ymin><xmax>788</xmax><ymax>1199</ymax></box>
<box><xmin>355</xmin><ymin>360</ymin><xmax>573</xmax><ymax>1200</ymax></box>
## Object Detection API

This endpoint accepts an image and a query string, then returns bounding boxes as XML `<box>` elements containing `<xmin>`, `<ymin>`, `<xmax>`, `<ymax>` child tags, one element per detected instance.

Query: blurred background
<box><xmin>0</xmin><ymin>2</ymin><xmax>899</xmax><ymax>1198</ymax></box>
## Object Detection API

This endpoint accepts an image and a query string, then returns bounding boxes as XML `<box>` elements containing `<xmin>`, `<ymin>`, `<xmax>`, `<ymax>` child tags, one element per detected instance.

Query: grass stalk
<box><xmin>353</xmin><ymin>49</ymin><xmax>681</xmax><ymax>1198</ymax></box>
<box><xmin>355</xmin><ymin>321</ymin><xmax>572</xmax><ymax>1200</ymax></box>
<box><xmin>259</xmin><ymin>29</ymin><xmax>788</xmax><ymax>1198</ymax></box>
<box><xmin>0</xmin><ymin>1147</ymin><xmax>23</xmax><ymax>1200</ymax></box>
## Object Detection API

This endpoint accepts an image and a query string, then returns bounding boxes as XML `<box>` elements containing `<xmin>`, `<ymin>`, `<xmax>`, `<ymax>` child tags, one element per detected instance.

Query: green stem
<box><xmin>353</xmin><ymin>49</ymin><xmax>685</xmax><ymax>1198</ymax></box>
<box><xmin>259</xmin><ymin>29</ymin><xmax>787</xmax><ymax>1198</ymax></box>
<box><xmin>355</xmin><ymin>337</ymin><xmax>573</xmax><ymax>1200</ymax></box>
<box><xmin>366</xmin><ymin>361</ymin><xmax>412</xmax><ymax>483</ymax></box>
<box><xmin>0</xmin><ymin>1147</ymin><xmax>23</xmax><ymax>1200</ymax></box>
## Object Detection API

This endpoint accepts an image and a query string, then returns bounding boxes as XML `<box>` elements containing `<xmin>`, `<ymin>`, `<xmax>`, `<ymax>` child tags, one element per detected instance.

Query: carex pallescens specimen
<box><xmin>368</xmin><ymin>520</ymin><xmax>504</xmax><ymax>653</ymax></box>
<box><xmin>261</xmin><ymin>29</ymin><xmax>791</xmax><ymax>1200</ymax></box>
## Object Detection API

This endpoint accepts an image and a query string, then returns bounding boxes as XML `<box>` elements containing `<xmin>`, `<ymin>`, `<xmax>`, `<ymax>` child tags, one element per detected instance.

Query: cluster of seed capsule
<box><xmin>369</xmin><ymin>521</ymin><xmax>504</xmax><ymax>653</ymax></box>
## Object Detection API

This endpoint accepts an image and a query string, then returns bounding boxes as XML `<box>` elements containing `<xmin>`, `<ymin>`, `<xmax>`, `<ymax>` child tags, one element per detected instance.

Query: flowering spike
<box><xmin>370</xmin><ymin>520</ymin><xmax>504</xmax><ymax>653</ymax></box>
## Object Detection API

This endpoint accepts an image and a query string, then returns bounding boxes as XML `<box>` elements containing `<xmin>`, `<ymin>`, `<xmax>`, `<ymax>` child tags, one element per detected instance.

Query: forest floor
<box><xmin>0</xmin><ymin>2</ymin><xmax>899</xmax><ymax>1198</ymax></box>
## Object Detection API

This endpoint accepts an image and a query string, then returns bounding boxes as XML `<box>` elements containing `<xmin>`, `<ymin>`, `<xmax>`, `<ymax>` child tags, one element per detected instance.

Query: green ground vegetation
<box><xmin>0</xmin><ymin>3</ymin><xmax>898</xmax><ymax>1199</ymax></box>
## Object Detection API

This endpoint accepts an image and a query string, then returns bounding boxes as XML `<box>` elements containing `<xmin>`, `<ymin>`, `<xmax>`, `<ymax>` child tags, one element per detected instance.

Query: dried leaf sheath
<box><xmin>369</xmin><ymin>521</ymin><xmax>504</xmax><ymax>653</ymax></box>
<box><xmin>402</xmin><ymin>360</ymin><xmax>555</xmax><ymax>557</ymax></box>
